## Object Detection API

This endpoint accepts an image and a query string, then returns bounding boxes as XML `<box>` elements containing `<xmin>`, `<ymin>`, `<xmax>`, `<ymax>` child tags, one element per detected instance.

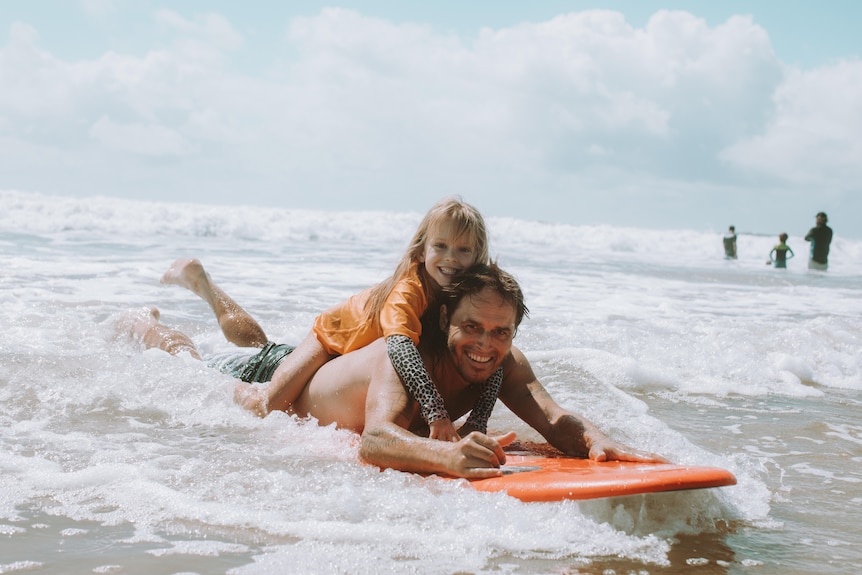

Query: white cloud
<box><xmin>721</xmin><ymin>60</ymin><xmax>862</xmax><ymax>189</ymax></box>
<box><xmin>0</xmin><ymin>7</ymin><xmax>860</xmax><ymax>232</ymax></box>
<box><xmin>0</xmin><ymin>23</ymin><xmax>72</xmax><ymax>116</ymax></box>
<box><xmin>81</xmin><ymin>0</ymin><xmax>119</xmax><ymax>20</ymax></box>
<box><xmin>272</xmin><ymin>8</ymin><xmax>786</xmax><ymax>183</ymax></box>
<box><xmin>155</xmin><ymin>9</ymin><xmax>243</xmax><ymax>51</ymax></box>
<box><xmin>88</xmin><ymin>115</ymin><xmax>190</xmax><ymax>156</ymax></box>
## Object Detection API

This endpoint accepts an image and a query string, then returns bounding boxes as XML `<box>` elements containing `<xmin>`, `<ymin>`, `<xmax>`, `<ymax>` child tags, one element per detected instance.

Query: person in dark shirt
<box><xmin>723</xmin><ymin>226</ymin><xmax>737</xmax><ymax>259</ymax></box>
<box><xmin>805</xmin><ymin>212</ymin><xmax>833</xmax><ymax>271</ymax></box>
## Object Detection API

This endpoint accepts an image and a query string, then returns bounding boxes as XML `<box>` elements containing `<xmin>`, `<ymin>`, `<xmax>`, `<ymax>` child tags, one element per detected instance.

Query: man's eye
<box><xmin>462</xmin><ymin>324</ymin><xmax>479</xmax><ymax>334</ymax></box>
<box><xmin>492</xmin><ymin>329</ymin><xmax>511</xmax><ymax>341</ymax></box>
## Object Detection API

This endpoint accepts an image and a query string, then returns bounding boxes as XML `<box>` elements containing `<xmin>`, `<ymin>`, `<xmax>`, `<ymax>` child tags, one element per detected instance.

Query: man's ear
<box><xmin>438</xmin><ymin>305</ymin><xmax>448</xmax><ymax>332</ymax></box>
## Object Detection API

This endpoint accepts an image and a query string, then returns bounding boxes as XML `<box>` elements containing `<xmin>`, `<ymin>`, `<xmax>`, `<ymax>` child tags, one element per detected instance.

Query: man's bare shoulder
<box><xmin>501</xmin><ymin>345</ymin><xmax>533</xmax><ymax>376</ymax></box>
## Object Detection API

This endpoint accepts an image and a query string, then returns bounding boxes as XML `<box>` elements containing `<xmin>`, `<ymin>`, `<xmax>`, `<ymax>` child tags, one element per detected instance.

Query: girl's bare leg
<box><xmin>161</xmin><ymin>258</ymin><xmax>267</xmax><ymax>348</ymax></box>
<box><xmin>160</xmin><ymin>259</ymin><xmax>334</xmax><ymax>418</ymax></box>
<box><xmin>113</xmin><ymin>307</ymin><xmax>202</xmax><ymax>360</ymax></box>
<box><xmin>234</xmin><ymin>332</ymin><xmax>332</xmax><ymax>416</ymax></box>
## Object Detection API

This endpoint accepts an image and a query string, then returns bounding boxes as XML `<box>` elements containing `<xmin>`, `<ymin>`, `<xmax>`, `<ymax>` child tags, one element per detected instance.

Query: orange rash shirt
<box><xmin>312</xmin><ymin>263</ymin><xmax>429</xmax><ymax>356</ymax></box>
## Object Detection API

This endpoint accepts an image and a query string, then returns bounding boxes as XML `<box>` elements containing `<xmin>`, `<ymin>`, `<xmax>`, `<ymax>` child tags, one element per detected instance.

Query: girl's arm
<box><xmin>386</xmin><ymin>334</ymin><xmax>459</xmax><ymax>441</ymax></box>
<box><xmin>460</xmin><ymin>367</ymin><xmax>503</xmax><ymax>435</ymax></box>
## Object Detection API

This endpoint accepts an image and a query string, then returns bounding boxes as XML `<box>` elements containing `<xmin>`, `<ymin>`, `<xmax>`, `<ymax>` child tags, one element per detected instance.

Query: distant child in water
<box><xmin>768</xmin><ymin>233</ymin><xmax>794</xmax><ymax>268</ymax></box>
<box><xmin>163</xmin><ymin>197</ymin><xmax>493</xmax><ymax>442</ymax></box>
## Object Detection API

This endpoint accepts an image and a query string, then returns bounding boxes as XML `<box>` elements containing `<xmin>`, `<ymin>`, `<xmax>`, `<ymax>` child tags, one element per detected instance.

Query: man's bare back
<box><xmin>291</xmin><ymin>339</ymin><xmax>387</xmax><ymax>432</ymax></box>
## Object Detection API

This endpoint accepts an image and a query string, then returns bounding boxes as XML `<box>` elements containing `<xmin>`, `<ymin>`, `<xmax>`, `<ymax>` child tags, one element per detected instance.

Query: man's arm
<box><xmin>498</xmin><ymin>346</ymin><xmax>666</xmax><ymax>463</ymax></box>
<box><xmin>358</xmin><ymin>353</ymin><xmax>513</xmax><ymax>477</ymax></box>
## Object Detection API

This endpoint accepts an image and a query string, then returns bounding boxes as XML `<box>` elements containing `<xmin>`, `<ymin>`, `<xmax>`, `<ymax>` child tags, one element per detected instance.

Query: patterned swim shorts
<box><xmin>206</xmin><ymin>341</ymin><xmax>295</xmax><ymax>383</ymax></box>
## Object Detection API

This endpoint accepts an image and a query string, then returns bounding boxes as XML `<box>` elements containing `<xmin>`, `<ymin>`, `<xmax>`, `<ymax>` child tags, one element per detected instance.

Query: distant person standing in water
<box><xmin>723</xmin><ymin>226</ymin><xmax>737</xmax><ymax>259</ymax></box>
<box><xmin>805</xmin><ymin>212</ymin><xmax>833</xmax><ymax>271</ymax></box>
<box><xmin>768</xmin><ymin>233</ymin><xmax>794</xmax><ymax>269</ymax></box>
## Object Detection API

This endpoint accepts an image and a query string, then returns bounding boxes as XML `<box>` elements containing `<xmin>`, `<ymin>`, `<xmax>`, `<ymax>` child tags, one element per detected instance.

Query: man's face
<box><xmin>816</xmin><ymin>214</ymin><xmax>826</xmax><ymax>226</ymax></box>
<box><xmin>441</xmin><ymin>287</ymin><xmax>516</xmax><ymax>384</ymax></box>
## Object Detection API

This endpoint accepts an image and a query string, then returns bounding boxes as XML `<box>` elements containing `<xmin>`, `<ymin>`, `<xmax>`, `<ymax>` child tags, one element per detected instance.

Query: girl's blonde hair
<box><xmin>364</xmin><ymin>197</ymin><xmax>490</xmax><ymax>323</ymax></box>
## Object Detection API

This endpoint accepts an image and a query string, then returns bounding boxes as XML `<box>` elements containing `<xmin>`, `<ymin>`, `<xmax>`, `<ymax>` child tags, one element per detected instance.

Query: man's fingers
<box><xmin>492</xmin><ymin>431</ymin><xmax>517</xmax><ymax>447</ymax></box>
<box><xmin>590</xmin><ymin>447</ymin><xmax>608</xmax><ymax>462</ymax></box>
<box><xmin>460</xmin><ymin>439</ymin><xmax>501</xmax><ymax>466</ymax></box>
<box><xmin>484</xmin><ymin>431</ymin><xmax>517</xmax><ymax>466</ymax></box>
<box><xmin>589</xmin><ymin>444</ymin><xmax>670</xmax><ymax>464</ymax></box>
<box><xmin>620</xmin><ymin>449</ymin><xmax>669</xmax><ymax>463</ymax></box>
<box><xmin>460</xmin><ymin>431</ymin><xmax>513</xmax><ymax>468</ymax></box>
<box><xmin>460</xmin><ymin>466</ymin><xmax>504</xmax><ymax>479</ymax></box>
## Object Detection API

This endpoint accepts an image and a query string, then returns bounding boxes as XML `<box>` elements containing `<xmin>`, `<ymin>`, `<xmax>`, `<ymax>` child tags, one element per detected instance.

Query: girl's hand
<box><xmin>234</xmin><ymin>381</ymin><xmax>268</xmax><ymax>418</ymax></box>
<box><xmin>429</xmin><ymin>417</ymin><xmax>461</xmax><ymax>442</ymax></box>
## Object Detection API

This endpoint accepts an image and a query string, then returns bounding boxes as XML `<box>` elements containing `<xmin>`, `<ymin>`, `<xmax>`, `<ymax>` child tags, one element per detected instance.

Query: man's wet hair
<box><xmin>443</xmin><ymin>262</ymin><xmax>528</xmax><ymax>327</ymax></box>
<box><xmin>421</xmin><ymin>262</ymin><xmax>529</xmax><ymax>358</ymax></box>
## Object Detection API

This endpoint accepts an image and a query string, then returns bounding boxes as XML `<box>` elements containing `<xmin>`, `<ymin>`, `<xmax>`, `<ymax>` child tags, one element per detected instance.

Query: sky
<box><xmin>1</xmin><ymin>1</ymin><xmax>860</xmax><ymax>237</ymax></box>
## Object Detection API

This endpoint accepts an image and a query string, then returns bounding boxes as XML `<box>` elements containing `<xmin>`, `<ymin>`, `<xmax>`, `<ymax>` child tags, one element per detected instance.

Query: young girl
<box><xmin>769</xmin><ymin>233</ymin><xmax>794</xmax><ymax>268</ymax></box>
<box><xmin>162</xmin><ymin>197</ymin><xmax>492</xmax><ymax>441</ymax></box>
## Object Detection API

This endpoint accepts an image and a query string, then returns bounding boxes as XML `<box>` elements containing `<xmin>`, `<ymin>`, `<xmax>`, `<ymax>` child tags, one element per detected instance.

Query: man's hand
<box><xmin>429</xmin><ymin>417</ymin><xmax>460</xmax><ymax>442</ymax></box>
<box><xmin>587</xmin><ymin>437</ymin><xmax>668</xmax><ymax>464</ymax></box>
<box><xmin>442</xmin><ymin>431</ymin><xmax>517</xmax><ymax>478</ymax></box>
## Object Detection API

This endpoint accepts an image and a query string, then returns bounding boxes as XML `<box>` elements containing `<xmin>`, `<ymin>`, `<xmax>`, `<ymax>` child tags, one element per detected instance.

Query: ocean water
<box><xmin>1</xmin><ymin>189</ymin><xmax>860</xmax><ymax>575</ymax></box>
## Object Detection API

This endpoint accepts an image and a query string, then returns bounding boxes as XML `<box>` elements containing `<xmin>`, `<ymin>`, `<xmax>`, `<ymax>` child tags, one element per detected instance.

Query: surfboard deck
<box><xmin>466</xmin><ymin>451</ymin><xmax>736</xmax><ymax>502</ymax></box>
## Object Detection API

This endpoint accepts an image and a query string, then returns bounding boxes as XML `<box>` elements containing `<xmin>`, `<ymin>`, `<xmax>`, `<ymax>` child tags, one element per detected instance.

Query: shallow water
<box><xmin>1</xmin><ymin>190</ymin><xmax>860</xmax><ymax>574</ymax></box>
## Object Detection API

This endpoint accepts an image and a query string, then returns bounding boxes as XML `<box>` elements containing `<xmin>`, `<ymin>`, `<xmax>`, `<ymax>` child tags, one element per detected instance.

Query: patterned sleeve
<box><xmin>386</xmin><ymin>334</ymin><xmax>449</xmax><ymax>424</ymax></box>
<box><xmin>463</xmin><ymin>367</ymin><xmax>504</xmax><ymax>434</ymax></box>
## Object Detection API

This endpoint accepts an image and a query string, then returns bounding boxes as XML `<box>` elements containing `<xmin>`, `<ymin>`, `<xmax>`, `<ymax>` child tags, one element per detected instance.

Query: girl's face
<box><xmin>419</xmin><ymin>221</ymin><xmax>478</xmax><ymax>288</ymax></box>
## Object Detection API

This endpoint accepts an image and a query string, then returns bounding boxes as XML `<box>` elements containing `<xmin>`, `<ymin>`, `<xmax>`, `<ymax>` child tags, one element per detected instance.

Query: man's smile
<box><xmin>467</xmin><ymin>351</ymin><xmax>493</xmax><ymax>364</ymax></box>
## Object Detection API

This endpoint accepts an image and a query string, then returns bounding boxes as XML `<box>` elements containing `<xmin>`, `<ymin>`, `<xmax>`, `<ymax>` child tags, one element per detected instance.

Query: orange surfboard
<box><xmin>467</xmin><ymin>454</ymin><xmax>736</xmax><ymax>502</ymax></box>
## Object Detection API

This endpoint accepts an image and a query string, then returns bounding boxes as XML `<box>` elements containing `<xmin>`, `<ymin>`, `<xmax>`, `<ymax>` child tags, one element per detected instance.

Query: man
<box><xmin>805</xmin><ymin>212</ymin><xmax>833</xmax><ymax>271</ymax></box>
<box><xmin>116</xmin><ymin>260</ymin><xmax>662</xmax><ymax>478</ymax></box>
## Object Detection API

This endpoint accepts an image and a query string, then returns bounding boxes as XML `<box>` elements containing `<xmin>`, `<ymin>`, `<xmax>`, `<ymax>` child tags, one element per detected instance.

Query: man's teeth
<box><xmin>467</xmin><ymin>353</ymin><xmax>491</xmax><ymax>363</ymax></box>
